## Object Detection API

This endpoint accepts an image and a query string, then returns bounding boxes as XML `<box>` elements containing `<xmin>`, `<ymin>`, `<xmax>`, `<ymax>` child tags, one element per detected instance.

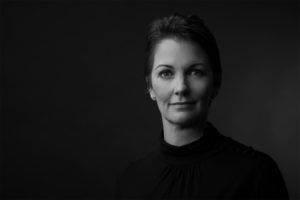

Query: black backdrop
<box><xmin>1</xmin><ymin>0</ymin><xmax>299</xmax><ymax>199</ymax></box>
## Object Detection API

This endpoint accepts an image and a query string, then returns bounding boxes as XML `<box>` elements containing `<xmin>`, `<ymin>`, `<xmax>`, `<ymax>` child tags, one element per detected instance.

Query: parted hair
<box><xmin>145</xmin><ymin>13</ymin><xmax>222</xmax><ymax>94</ymax></box>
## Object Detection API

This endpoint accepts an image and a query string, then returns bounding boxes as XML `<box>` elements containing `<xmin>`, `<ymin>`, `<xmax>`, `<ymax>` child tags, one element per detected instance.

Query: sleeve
<box><xmin>255</xmin><ymin>155</ymin><xmax>289</xmax><ymax>200</ymax></box>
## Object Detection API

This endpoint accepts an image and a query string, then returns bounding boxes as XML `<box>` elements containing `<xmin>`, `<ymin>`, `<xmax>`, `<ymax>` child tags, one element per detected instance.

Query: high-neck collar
<box><xmin>158</xmin><ymin>122</ymin><xmax>224</xmax><ymax>164</ymax></box>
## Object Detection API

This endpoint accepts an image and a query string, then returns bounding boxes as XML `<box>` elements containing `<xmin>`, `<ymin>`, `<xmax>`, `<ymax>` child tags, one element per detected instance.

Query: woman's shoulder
<box><xmin>218</xmin><ymin>135</ymin><xmax>289</xmax><ymax>198</ymax></box>
<box><xmin>206</xmin><ymin>122</ymin><xmax>275</xmax><ymax>166</ymax></box>
<box><xmin>216</xmin><ymin>134</ymin><xmax>279</xmax><ymax>169</ymax></box>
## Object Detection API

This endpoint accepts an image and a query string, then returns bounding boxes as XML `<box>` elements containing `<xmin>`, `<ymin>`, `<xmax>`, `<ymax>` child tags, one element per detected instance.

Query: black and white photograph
<box><xmin>1</xmin><ymin>0</ymin><xmax>299</xmax><ymax>199</ymax></box>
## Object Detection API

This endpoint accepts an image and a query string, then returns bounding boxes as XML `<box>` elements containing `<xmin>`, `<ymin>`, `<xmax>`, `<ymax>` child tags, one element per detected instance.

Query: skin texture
<box><xmin>149</xmin><ymin>38</ymin><xmax>216</xmax><ymax>146</ymax></box>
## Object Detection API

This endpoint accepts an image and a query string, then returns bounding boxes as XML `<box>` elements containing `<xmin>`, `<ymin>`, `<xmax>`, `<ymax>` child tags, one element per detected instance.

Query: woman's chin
<box><xmin>165</xmin><ymin>113</ymin><xmax>202</xmax><ymax>126</ymax></box>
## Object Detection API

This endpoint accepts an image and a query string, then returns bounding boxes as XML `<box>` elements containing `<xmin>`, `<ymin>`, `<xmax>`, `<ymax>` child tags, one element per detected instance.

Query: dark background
<box><xmin>1</xmin><ymin>0</ymin><xmax>299</xmax><ymax>199</ymax></box>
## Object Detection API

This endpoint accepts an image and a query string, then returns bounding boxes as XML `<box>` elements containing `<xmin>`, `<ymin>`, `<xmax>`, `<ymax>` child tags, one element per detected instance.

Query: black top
<box><xmin>116</xmin><ymin>122</ymin><xmax>289</xmax><ymax>200</ymax></box>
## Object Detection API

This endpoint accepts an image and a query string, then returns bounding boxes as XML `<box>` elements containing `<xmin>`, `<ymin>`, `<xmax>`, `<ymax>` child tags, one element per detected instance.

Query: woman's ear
<box><xmin>145</xmin><ymin>76</ymin><xmax>156</xmax><ymax>101</ymax></box>
<box><xmin>149</xmin><ymin>89</ymin><xmax>156</xmax><ymax>101</ymax></box>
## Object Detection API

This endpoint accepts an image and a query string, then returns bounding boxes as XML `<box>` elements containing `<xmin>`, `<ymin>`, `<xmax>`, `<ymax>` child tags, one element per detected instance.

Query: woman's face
<box><xmin>149</xmin><ymin>38</ymin><xmax>215</xmax><ymax>126</ymax></box>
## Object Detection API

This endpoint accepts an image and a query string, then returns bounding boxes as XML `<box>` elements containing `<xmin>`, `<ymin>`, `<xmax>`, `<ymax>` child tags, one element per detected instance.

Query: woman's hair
<box><xmin>145</xmin><ymin>13</ymin><xmax>222</xmax><ymax>93</ymax></box>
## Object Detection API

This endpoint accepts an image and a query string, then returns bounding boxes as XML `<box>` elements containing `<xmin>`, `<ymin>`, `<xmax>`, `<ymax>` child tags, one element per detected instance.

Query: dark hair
<box><xmin>145</xmin><ymin>13</ymin><xmax>222</xmax><ymax>94</ymax></box>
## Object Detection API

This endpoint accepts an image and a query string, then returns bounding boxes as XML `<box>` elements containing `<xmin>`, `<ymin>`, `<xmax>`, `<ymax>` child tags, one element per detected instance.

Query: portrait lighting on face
<box><xmin>149</xmin><ymin>38</ymin><xmax>215</xmax><ymax>128</ymax></box>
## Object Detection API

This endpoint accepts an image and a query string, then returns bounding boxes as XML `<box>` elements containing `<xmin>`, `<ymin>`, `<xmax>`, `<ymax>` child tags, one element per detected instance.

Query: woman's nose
<box><xmin>174</xmin><ymin>75</ymin><xmax>189</xmax><ymax>96</ymax></box>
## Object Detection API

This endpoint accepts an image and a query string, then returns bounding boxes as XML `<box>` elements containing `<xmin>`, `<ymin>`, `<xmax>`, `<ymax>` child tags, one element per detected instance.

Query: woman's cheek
<box><xmin>192</xmin><ymin>79</ymin><xmax>213</xmax><ymax>99</ymax></box>
<box><xmin>153</xmin><ymin>82</ymin><xmax>172</xmax><ymax>102</ymax></box>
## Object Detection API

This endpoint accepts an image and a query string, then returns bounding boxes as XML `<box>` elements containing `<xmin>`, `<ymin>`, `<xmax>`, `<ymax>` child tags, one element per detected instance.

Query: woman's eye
<box><xmin>159</xmin><ymin>70</ymin><xmax>173</xmax><ymax>78</ymax></box>
<box><xmin>188</xmin><ymin>69</ymin><xmax>205</xmax><ymax>76</ymax></box>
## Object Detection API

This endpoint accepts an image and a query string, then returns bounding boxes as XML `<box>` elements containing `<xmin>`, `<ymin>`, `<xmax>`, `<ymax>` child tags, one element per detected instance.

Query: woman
<box><xmin>116</xmin><ymin>13</ymin><xmax>289</xmax><ymax>200</ymax></box>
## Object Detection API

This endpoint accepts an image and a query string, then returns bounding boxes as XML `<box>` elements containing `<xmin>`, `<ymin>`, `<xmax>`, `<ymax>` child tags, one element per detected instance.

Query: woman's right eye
<box><xmin>159</xmin><ymin>70</ymin><xmax>173</xmax><ymax>79</ymax></box>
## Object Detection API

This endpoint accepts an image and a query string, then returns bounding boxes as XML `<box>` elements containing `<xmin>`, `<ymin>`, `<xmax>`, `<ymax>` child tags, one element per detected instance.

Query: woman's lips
<box><xmin>169</xmin><ymin>102</ymin><xmax>196</xmax><ymax>109</ymax></box>
<box><xmin>169</xmin><ymin>101</ymin><xmax>195</xmax><ymax>105</ymax></box>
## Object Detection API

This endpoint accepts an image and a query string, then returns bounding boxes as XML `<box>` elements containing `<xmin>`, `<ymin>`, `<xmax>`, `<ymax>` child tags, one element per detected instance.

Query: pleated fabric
<box><xmin>116</xmin><ymin>122</ymin><xmax>289</xmax><ymax>200</ymax></box>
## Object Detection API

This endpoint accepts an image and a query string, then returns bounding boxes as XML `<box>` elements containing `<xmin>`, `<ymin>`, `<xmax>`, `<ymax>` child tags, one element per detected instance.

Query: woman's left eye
<box><xmin>188</xmin><ymin>69</ymin><xmax>204</xmax><ymax>76</ymax></box>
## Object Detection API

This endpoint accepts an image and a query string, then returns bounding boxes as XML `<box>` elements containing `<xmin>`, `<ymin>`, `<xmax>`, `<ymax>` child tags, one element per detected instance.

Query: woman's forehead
<box><xmin>153</xmin><ymin>39</ymin><xmax>208</xmax><ymax>68</ymax></box>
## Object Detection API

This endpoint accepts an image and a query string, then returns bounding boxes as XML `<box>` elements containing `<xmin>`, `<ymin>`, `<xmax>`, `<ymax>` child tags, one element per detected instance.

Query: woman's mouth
<box><xmin>170</xmin><ymin>101</ymin><xmax>195</xmax><ymax>105</ymax></box>
<box><xmin>169</xmin><ymin>101</ymin><xmax>196</xmax><ymax>109</ymax></box>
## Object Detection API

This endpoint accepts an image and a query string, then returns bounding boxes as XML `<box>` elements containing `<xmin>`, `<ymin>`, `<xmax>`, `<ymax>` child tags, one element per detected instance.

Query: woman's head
<box><xmin>145</xmin><ymin>13</ymin><xmax>222</xmax><ymax>93</ymax></box>
<box><xmin>145</xmin><ymin>13</ymin><xmax>222</xmax><ymax>126</ymax></box>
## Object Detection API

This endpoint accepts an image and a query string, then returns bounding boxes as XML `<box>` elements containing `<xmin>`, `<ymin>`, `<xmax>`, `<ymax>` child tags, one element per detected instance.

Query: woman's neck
<box><xmin>162</xmin><ymin>118</ymin><xmax>206</xmax><ymax>147</ymax></box>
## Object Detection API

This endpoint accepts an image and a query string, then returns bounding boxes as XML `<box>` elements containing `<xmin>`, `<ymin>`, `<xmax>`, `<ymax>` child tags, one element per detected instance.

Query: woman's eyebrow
<box><xmin>189</xmin><ymin>63</ymin><xmax>205</xmax><ymax>68</ymax></box>
<box><xmin>154</xmin><ymin>64</ymin><xmax>174</xmax><ymax>70</ymax></box>
<box><xmin>154</xmin><ymin>63</ymin><xmax>205</xmax><ymax>70</ymax></box>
